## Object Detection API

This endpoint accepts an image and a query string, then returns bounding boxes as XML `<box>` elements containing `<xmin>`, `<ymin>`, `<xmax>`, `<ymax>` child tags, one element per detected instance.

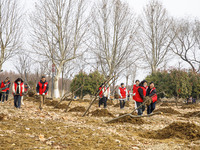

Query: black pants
<box><xmin>147</xmin><ymin>102</ymin><xmax>156</xmax><ymax>114</ymax></box>
<box><xmin>120</xmin><ymin>100</ymin><xmax>126</xmax><ymax>109</ymax></box>
<box><xmin>14</xmin><ymin>95</ymin><xmax>22</xmax><ymax>108</ymax></box>
<box><xmin>0</xmin><ymin>92</ymin><xmax>6</xmax><ymax>102</ymax></box>
<box><xmin>6</xmin><ymin>90</ymin><xmax>9</xmax><ymax>101</ymax></box>
<box><xmin>136</xmin><ymin>102</ymin><xmax>145</xmax><ymax>115</ymax></box>
<box><xmin>99</xmin><ymin>97</ymin><xmax>107</xmax><ymax>108</ymax></box>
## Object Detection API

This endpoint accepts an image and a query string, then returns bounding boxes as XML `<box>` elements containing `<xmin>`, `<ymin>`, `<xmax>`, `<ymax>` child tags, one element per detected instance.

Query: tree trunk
<box><xmin>54</xmin><ymin>69</ymin><xmax>61</xmax><ymax>98</ymax></box>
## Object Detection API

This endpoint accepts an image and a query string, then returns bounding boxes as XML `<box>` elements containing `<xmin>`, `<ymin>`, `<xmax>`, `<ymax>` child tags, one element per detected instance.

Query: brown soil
<box><xmin>90</xmin><ymin>109</ymin><xmax>115</xmax><ymax>117</ymax></box>
<box><xmin>160</xmin><ymin>103</ymin><xmax>170</xmax><ymax>106</ymax></box>
<box><xmin>0</xmin><ymin>113</ymin><xmax>6</xmax><ymax>121</ymax></box>
<box><xmin>183</xmin><ymin>111</ymin><xmax>200</xmax><ymax>118</ymax></box>
<box><xmin>107</xmin><ymin>100</ymin><xmax>114</xmax><ymax>106</ymax></box>
<box><xmin>140</xmin><ymin>122</ymin><xmax>200</xmax><ymax>140</ymax></box>
<box><xmin>114</xmin><ymin>101</ymin><xmax>130</xmax><ymax>107</ymax></box>
<box><xmin>109</xmin><ymin>113</ymin><xmax>145</xmax><ymax>124</ymax></box>
<box><xmin>154</xmin><ymin>108</ymin><xmax>181</xmax><ymax>114</ymax></box>
<box><xmin>68</xmin><ymin>106</ymin><xmax>86</xmax><ymax>112</ymax></box>
<box><xmin>27</xmin><ymin>90</ymin><xmax>35</xmax><ymax>97</ymax></box>
<box><xmin>77</xmin><ymin>99</ymin><xmax>91</xmax><ymax>103</ymax></box>
<box><xmin>45</xmin><ymin>100</ymin><xmax>69</xmax><ymax>109</ymax></box>
<box><xmin>181</xmin><ymin>104</ymin><xmax>200</xmax><ymax>109</ymax></box>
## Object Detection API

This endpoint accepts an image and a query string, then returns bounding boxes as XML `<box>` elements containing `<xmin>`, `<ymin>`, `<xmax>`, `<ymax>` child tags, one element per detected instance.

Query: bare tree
<box><xmin>89</xmin><ymin>0</ymin><xmax>138</xmax><ymax>79</ymax></box>
<box><xmin>0</xmin><ymin>0</ymin><xmax>22</xmax><ymax>70</ymax></box>
<box><xmin>170</xmin><ymin>19</ymin><xmax>200</xmax><ymax>72</ymax></box>
<box><xmin>137</xmin><ymin>0</ymin><xmax>174</xmax><ymax>73</ymax></box>
<box><xmin>30</xmin><ymin>0</ymin><xmax>88</xmax><ymax>98</ymax></box>
<box><xmin>14</xmin><ymin>53</ymin><xmax>32</xmax><ymax>80</ymax></box>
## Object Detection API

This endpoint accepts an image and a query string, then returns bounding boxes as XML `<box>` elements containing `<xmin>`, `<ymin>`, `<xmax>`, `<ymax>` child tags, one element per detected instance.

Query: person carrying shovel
<box><xmin>12</xmin><ymin>78</ymin><xmax>24</xmax><ymax>108</ymax></box>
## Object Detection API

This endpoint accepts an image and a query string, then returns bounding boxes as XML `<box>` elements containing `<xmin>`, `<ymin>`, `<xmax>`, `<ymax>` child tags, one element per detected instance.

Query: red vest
<box><xmin>132</xmin><ymin>84</ymin><xmax>139</xmax><ymax>100</ymax></box>
<box><xmin>13</xmin><ymin>82</ymin><xmax>24</xmax><ymax>96</ymax></box>
<box><xmin>150</xmin><ymin>87</ymin><xmax>157</xmax><ymax>103</ymax></box>
<box><xmin>99</xmin><ymin>87</ymin><xmax>106</xmax><ymax>98</ymax></box>
<box><xmin>135</xmin><ymin>86</ymin><xmax>146</xmax><ymax>102</ymax></box>
<box><xmin>24</xmin><ymin>84</ymin><xmax>29</xmax><ymax>92</ymax></box>
<box><xmin>1</xmin><ymin>81</ymin><xmax>10</xmax><ymax>92</ymax></box>
<box><xmin>119</xmin><ymin>87</ymin><xmax>127</xmax><ymax>99</ymax></box>
<box><xmin>38</xmin><ymin>82</ymin><xmax>48</xmax><ymax>95</ymax></box>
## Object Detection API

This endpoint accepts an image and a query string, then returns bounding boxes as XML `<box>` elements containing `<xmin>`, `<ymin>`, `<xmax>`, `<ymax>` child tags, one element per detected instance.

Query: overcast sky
<box><xmin>3</xmin><ymin>0</ymin><xmax>200</xmax><ymax>83</ymax></box>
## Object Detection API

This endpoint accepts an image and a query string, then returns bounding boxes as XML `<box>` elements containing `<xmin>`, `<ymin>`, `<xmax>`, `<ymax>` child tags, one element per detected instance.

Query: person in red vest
<box><xmin>12</xmin><ymin>78</ymin><xmax>24</xmax><ymax>108</ymax></box>
<box><xmin>21</xmin><ymin>82</ymin><xmax>30</xmax><ymax>105</ymax></box>
<box><xmin>135</xmin><ymin>80</ymin><xmax>147</xmax><ymax>115</ymax></box>
<box><xmin>0</xmin><ymin>77</ymin><xmax>11</xmax><ymax>103</ymax></box>
<box><xmin>36</xmin><ymin>76</ymin><xmax>49</xmax><ymax>110</ymax></box>
<box><xmin>146</xmin><ymin>82</ymin><xmax>157</xmax><ymax>114</ymax></box>
<box><xmin>118</xmin><ymin>83</ymin><xmax>128</xmax><ymax>109</ymax></box>
<box><xmin>132</xmin><ymin>80</ymin><xmax>140</xmax><ymax>111</ymax></box>
<box><xmin>98</xmin><ymin>82</ymin><xmax>108</xmax><ymax>108</ymax></box>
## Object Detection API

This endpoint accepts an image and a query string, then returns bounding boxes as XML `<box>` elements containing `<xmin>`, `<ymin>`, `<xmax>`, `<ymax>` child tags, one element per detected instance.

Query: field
<box><xmin>0</xmin><ymin>97</ymin><xmax>200</xmax><ymax>150</ymax></box>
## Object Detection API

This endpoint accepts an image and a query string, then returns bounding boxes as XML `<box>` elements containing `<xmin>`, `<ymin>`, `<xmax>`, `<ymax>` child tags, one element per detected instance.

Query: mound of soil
<box><xmin>68</xmin><ymin>106</ymin><xmax>86</xmax><ymax>112</ymax></box>
<box><xmin>183</xmin><ymin>111</ymin><xmax>200</xmax><ymax>118</ymax></box>
<box><xmin>154</xmin><ymin>108</ymin><xmax>181</xmax><ymax>114</ymax></box>
<box><xmin>28</xmin><ymin>90</ymin><xmax>35</xmax><ymax>97</ymax></box>
<box><xmin>109</xmin><ymin>113</ymin><xmax>144</xmax><ymax>124</ymax></box>
<box><xmin>114</xmin><ymin>101</ymin><xmax>130</xmax><ymax>107</ymax></box>
<box><xmin>91</xmin><ymin>109</ymin><xmax>114</xmax><ymax>117</ymax></box>
<box><xmin>140</xmin><ymin>122</ymin><xmax>200</xmax><ymax>140</ymax></box>
<box><xmin>46</xmin><ymin>100</ymin><xmax>68</xmax><ymax>109</ymax></box>
<box><xmin>0</xmin><ymin>113</ymin><xmax>6</xmax><ymax>121</ymax></box>
<box><xmin>107</xmin><ymin>100</ymin><xmax>114</xmax><ymax>106</ymax></box>
<box><xmin>77</xmin><ymin>99</ymin><xmax>91</xmax><ymax>103</ymax></box>
<box><xmin>160</xmin><ymin>103</ymin><xmax>170</xmax><ymax>107</ymax></box>
<box><xmin>26</xmin><ymin>97</ymin><xmax>40</xmax><ymax>102</ymax></box>
<box><xmin>181</xmin><ymin>104</ymin><xmax>200</xmax><ymax>109</ymax></box>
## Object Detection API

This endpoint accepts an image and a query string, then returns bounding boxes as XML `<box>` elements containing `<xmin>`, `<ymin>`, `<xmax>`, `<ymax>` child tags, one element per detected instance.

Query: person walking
<box><xmin>135</xmin><ymin>80</ymin><xmax>147</xmax><ymax>115</ymax></box>
<box><xmin>118</xmin><ymin>83</ymin><xmax>128</xmax><ymax>109</ymax></box>
<box><xmin>36</xmin><ymin>76</ymin><xmax>49</xmax><ymax>110</ymax></box>
<box><xmin>12</xmin><ymin>78</ymin><xmax>24</xmax><ymax>108</ymax></box>
<box><xmin>0</xmin><ymin>77</ymin><xmax>11</xmax><ymax>103</ymax></box>
<box><xmin>146</xmin><ymin>82</ymin><xmax>157</xmax><ymax>114</ymax></box>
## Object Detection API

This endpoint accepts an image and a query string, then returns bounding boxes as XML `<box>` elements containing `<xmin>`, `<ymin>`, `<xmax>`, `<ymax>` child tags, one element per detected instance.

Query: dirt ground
<box><xmin>0</xmin><ymin>97</ymin><xmax>200</xmax><ymax>150</ymax></box>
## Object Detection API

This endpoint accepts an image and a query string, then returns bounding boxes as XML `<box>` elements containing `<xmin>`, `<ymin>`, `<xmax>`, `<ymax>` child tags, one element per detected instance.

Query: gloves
<box><xmin>37</xmin><ymin>93</ymin><xmax>39</xmax><ymax>95</ymax></box>
<box><xmin>42</xmin><ymin>93</ymin><xmax>45</xmax><ymax>95</ymax></box>
<box><xmin>22</xmin><ymin>92</ymin><xmax>25</xmax><ymax>95</ymax></box>
<box><xmin>133</xmin><ymin>93</ymin><xmax>136</xmax><ymax>96</ymax></box>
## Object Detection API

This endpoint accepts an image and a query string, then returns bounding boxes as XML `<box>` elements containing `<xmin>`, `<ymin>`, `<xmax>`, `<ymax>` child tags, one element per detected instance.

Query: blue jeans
<box><xmin>136</xmin><ymin>102</ymin><xmax>145</xmax><ymax>115</ymax></box>
<box><xmin>147</xmin><ymin>102</ymin><xmax>156</xmax><ymax>114</ymax></box>
<box><xmin>14</xmin><ymin>95</ymin><xmax>22</xmax><ymax>108</ymax></box>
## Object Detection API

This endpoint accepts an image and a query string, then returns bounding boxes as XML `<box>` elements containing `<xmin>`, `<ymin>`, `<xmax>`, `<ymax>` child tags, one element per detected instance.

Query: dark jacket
<box><xmin>138</xmin><ymin>83</ymin><xmax>145</xmax><ymax>100</ymax></box>
<box><xmin>146</xmin><ymin>86</ymin><xmax>157</xmax><ymax>97</ymax></box>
